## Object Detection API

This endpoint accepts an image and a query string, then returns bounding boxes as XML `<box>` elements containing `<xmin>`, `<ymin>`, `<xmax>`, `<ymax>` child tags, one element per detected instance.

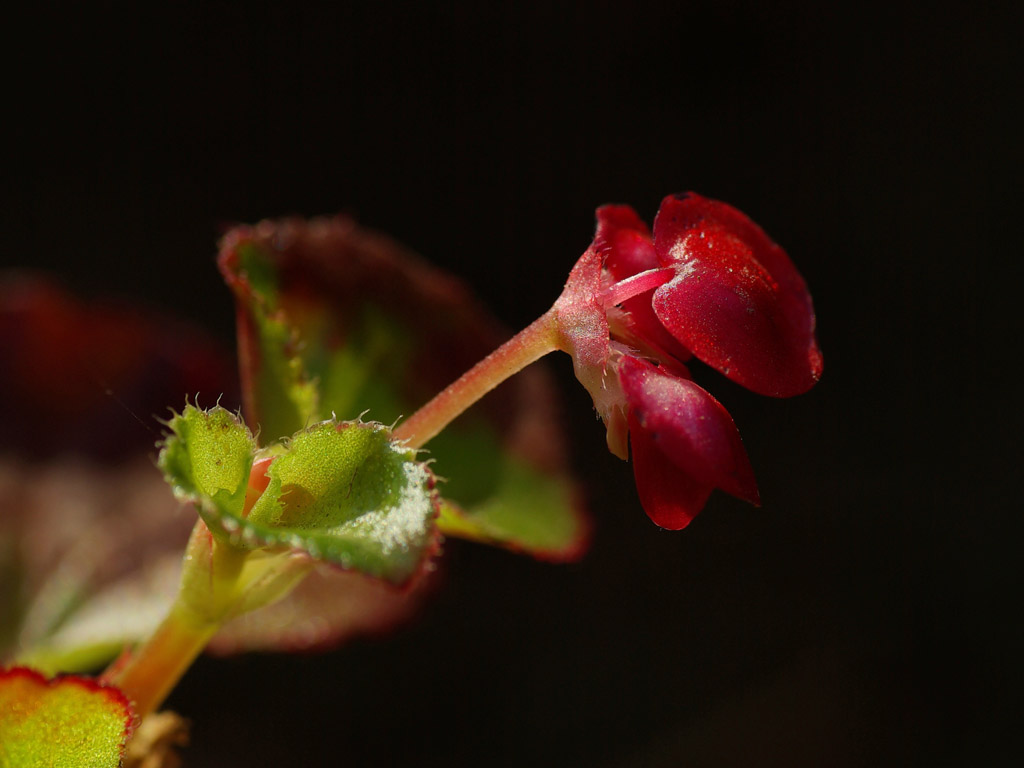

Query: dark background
<box><xmin>5</xmin><ymin>2</ymin><xmax>1019</xmax><ymax>765</ymax></box>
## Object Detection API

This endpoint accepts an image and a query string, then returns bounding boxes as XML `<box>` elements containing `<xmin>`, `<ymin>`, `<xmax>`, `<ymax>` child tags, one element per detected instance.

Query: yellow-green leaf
<box><xmin>161</xmin><ymin>407</ymin><xmax>439</xmax><ymax>586</ymax></box>
<box><xmin>158</xmin><ymin>404</ymin><xmax>256</xmax><ymax>520</ymax></box>
<box><xmin>0</xmin><ymin>667</ymin><xmax>134</xmax><ymax>768</ymax></box>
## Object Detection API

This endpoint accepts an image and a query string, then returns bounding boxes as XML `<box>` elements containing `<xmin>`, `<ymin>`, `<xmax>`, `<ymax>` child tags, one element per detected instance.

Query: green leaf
<box><xmin>220</xmin><ymin>241</ymin><xmax>318</xmax><ymax>442</ymax></box>
<box><xmin>158</xmin><ymin>404</ymin><xmax>256</xmax><ymax>520</ymax></box>
<box><xmin>426</xmin><ymin>418</ymin><xmax>588</xmax><ymax>559</ymax></box>
<box><xmin>239</xmin><ymin>420</ymin><xmax>439</xmax><ymax>584</ymax></box>
<box><xmin>217</xmin><ymin>219</ymin><xmax>588</xmax><ymax>561</ymax></box>
<box><xmin>159</xmin><ymin>403</ymin><xmax>437</xmax><ymax>586</ymax></box>
<box><xmin>437</xmin><ymin>458</ymin><xmax>587</xmax><ymax>560</ymax></box>
<box><xmin>0</xmin><ymin>667</ymin><xmax>134</xmax><ymax>768</ymax></box>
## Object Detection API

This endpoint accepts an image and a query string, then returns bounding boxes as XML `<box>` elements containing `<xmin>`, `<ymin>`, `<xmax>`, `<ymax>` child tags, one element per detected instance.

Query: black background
<box><xmin>5</xmin><ymin>2</ymin><xmax>1019</xmax><ymax>765</ymax></box>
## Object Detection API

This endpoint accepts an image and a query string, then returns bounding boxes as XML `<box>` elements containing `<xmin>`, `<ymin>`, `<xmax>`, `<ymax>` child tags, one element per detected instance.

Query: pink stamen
<box><xmin>599</xmin><ymin>268</ymin><xmax>674</xmax><ymax>309</ymax></box>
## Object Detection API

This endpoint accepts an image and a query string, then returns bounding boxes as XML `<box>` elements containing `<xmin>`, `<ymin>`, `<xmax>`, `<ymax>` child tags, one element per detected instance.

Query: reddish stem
<box><xmin>103</xmin><ymin>520</ymin><xmax>247</xmax><ymax>718</ymax></box>
<box><xmin>393</xmin><ymin>310</ymin><xmax>560</xmax><ymax>448</ymax></box>
<box><xmin>102</xmin><ymin>601</ymin><xmax>218</xmax><ymax>719</ymax></box>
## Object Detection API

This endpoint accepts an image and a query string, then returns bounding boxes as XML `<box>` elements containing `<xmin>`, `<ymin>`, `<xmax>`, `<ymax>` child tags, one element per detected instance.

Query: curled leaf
<box><xmin>160</xmin><ymin>406</ymin><xmax>440</xmax><ymax>586</ymax></box>
<box><xmin>158</xmin><ymin>404</ymin><xmax>256</xmax><ymax>521</ymax></box>
<box><xmin>244</xmin><ymin>421</ymin><xmax>440</xmax><ymax>584</ymax></box>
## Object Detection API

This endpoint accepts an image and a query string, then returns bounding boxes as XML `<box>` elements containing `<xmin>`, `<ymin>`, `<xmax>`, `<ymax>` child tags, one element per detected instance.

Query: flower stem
<box><xmin>393</xmin><ymin>309</ymin><xmax>560</xmax><ymax>448</ymax></box>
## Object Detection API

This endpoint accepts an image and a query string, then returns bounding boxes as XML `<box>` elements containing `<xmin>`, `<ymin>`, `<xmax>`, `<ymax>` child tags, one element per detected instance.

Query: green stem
<box><xmin>393</xmin><ymin>309</ymin><xmax>560</xmax><ymax>448</ymax></box>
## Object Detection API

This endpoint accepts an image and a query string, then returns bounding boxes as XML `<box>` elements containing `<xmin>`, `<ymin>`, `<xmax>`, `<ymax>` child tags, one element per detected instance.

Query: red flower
<box><xmin>552</xmin><ymin>192</ymin><xmax>821</xmax><ymax>529</ymax></box>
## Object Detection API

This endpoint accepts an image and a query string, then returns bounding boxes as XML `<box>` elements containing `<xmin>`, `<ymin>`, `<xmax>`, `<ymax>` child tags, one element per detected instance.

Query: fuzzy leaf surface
<box><xmin>241</xmin><ymin>421</ymin><xmax>439</xmax><ymax>584</ymax></box>
<box><xmin>0</xmin><ymin>667</ymin><xmax>134</xmax><ymax>768</ymax></box>
<box><xmin>161</xmin><ymin>408</ymin><xmax>439</xmax><ymax>586</ymax></box>
<box><xmin>159</xmin><ymin>404</ymin><xmax>256</xmax><ymax>520</ymax></box>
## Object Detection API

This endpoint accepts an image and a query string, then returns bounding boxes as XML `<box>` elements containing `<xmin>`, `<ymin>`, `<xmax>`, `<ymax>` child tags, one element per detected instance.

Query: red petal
<box><xmin>629</xmin><ymin>412</ymin><xmax>712</xmax><ymax>529</ymax></box>
<box><xmin>620</xmin><ymin>355</ymin><xmax>759</xmax><ymax>505</ymax></box>
<box><xmin>595</xmin><ymin>205</ymin><xmax>657</xmax><ymax>280</ymax></box>
<box><xmin>651</xmin><ymin>193</ymin><xmax>822</xmax><ymax>397</ymax></box>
